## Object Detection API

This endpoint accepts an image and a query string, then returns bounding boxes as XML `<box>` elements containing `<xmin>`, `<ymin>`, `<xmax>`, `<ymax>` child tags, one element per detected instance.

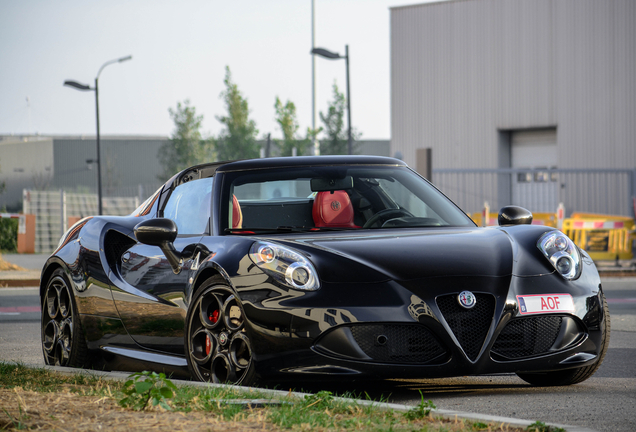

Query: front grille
<box><xmin>350</xmin><ymin>324</ymin><xmax>447</xmax><ymax>364</ymax></box>
<box><xmin>436</xmin><ymin>293</ymin><xmax>495</xmax><ymax>361</ymax></box>
<box><xmin>491</xmin><ymin>316</ymin><xmax>563</xmax><ymax>359</ymax></box>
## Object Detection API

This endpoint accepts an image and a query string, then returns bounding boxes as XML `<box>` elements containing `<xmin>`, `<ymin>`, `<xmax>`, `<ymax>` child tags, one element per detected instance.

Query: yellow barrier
<box><xmin>529</xmin><ymin>212</ymin><xmax>558</xmax><ymax>228</ymax></box>
<box><xmin>562</xmin><ymin>217</ymin><xmax>635</xmax><ymax>261</ymax></box>
<box><xmin>570</xmin><ymin>212</ymin><xmax>633</xmax><ymax>221</ymax></box>
<box><xmin>470</xmin><ymin>212</ymin><xmax>498</xmax><ymax>227</ymax></box>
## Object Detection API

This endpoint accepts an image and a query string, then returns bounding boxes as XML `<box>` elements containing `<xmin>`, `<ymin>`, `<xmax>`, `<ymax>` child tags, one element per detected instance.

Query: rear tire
<box><xmin>517</xmin><ymin>293</ymin><xmax>610</xmax><ymax>386</ymax></box>
<box><xmin>41</xmin><ymin>268</ymin><xmax>89</xmax><ymax>368</ymax></box>
<box><xmin>185</xmin><ymin>276</ymin><xmax>257</xmax><ymax>386</ymax></box>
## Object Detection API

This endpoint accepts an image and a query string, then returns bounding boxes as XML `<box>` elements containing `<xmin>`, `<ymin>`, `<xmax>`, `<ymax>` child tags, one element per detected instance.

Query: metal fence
<box><xmin>23</xmin><ymin>190</ymin><xmax>140</xmax><ymax>253</ymax></box>
<box><xmin>432</xmin><ymin>168</ymin><xmax>636</xmax><ymax>218</ymax></box>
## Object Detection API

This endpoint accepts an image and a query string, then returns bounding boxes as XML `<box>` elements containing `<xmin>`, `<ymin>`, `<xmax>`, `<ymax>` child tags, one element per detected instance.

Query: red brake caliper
<box><xmin>209</xmin><ymin>309</ymin><xmax>219</xmax><ymax>324</ymax></box>
<box><xmin>205</xmin><ymin>309</ymin><xmax>219</xmax><ymax>356</ymax></box>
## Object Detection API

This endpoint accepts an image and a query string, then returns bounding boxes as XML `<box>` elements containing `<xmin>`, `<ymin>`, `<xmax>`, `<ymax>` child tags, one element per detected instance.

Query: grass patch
<box><xmin>525</xmin><ymin>421</ymin><xmax>566</xmax><ymax>432</ymax></box>
<box><xmin>0</xmin><ymin>362</ymin><xmax>541</xmax><ymax>431</ymax></box>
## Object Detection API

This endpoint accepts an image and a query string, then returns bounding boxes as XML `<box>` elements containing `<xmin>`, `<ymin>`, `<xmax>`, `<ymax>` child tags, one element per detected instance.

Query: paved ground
<box><xmin>1</xmin><ymin>253</ymin><xmax>48</xmax><ymax>270</ymax></box>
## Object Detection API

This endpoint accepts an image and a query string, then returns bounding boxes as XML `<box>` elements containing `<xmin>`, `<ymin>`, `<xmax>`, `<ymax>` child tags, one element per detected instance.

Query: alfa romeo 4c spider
<box><xmin>41</xmin><ymin>156</ymin><xmax>609</xmax><ymax>386</ymax></box>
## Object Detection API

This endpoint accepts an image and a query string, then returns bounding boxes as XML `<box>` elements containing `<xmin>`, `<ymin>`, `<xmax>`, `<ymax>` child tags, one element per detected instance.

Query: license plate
<box><xmin>516</xmin><ymin>294</ymin><xmax>575</xmax><ymax>315</ymax></box>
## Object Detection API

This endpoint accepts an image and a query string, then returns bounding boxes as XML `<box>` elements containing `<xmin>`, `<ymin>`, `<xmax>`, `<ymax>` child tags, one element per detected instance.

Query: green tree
<box><xmin>0</xmin><ymin>158</ymin><xmax>5</xmax><ymax>195</ymax></box>
<box><xmin>158</xmin><ymin>100</ymin><xmax>212</xmax><ymax>180</ymax></box>
<box><xmin>274</xmin><ymin>97</ymin><xmax>312</xmax><ymax>157</ymax></box>
<box><xmin>304</xmin><ymin>126</ymin><xmax>322</xmax><ymax>156</ymax></box>
<box><xmin>215</xmin><ymin>66</ymin><xmax>259</xmax><ymax>160</ymax></box>
<box><xmin>319</xmin><ymin>82</ymin><xmax>361</xmax><ymax>155</ymax></box>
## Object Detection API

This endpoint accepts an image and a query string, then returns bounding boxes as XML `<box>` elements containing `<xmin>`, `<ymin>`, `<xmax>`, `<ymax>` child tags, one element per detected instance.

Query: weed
<box><xmin>302</xmin><ymin>390</ymin><xmax>335</xmax><ymax>409</ymax></box>
<box><xmin>118</xmin><ymin>371</ymin><xmax>177</xmax><ymax>411</ymax></box>
<box><xmin>219</xmin><ymin>403</ymin><xmax>245</xmax><ymax>420</ymax></box>
<box><xmin>404</xmin><ymin>390</ymin><xmax>436</xmax><ymax>420</ymax></box>
<box><xmin>2</xmin><ymin>405</ymin><xmax>28</xmax><ymax>430</ymax></box>
<box><xmin>526</xmin><ymin>421</ymin><xmax>566</xmax><ymax>432</ymax></box>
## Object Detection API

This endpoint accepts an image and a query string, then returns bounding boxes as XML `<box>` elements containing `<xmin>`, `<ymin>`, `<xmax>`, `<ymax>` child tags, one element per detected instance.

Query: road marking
<box><xmin>0</xmin><ymin>306</ymin><xmax>41</xmax><ymax>313</ymax></box>
<box><xmin>606</xmin><ymin>298</ymin><xmax>636</xmax><ymax>304</ymax></box>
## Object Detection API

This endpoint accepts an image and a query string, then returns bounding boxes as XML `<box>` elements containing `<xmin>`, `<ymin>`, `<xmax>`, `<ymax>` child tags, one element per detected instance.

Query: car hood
<box><xmin>281</xmin><ymin>227</ymin><xmax>515</xmax><ymax>282</ymax></box>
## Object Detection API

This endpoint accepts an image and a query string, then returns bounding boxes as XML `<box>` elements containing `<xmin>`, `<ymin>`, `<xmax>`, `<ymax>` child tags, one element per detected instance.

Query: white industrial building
<box><xmin>390</xmin><ymin>0</ymin><xmax>635</xmax><ymax>216</ymax></box>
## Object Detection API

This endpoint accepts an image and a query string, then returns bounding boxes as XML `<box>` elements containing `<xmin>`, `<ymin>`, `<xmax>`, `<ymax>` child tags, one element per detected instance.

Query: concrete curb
<box><xmin>0</xmin><ymin>270</ymin><xmax>40</xmax><ymax>287</ymax></box>
<box><xmin>13</xmin><ymin>363</ymin><xmax>596</xmax><ymax>432</ymax></box>
<box><xmin>0</xmin><ymin>279</ymin><xmax>40</xmax><ymax>287</ymax></box>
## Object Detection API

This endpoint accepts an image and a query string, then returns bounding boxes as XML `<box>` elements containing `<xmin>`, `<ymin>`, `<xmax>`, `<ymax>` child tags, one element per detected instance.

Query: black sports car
<box><xmin>40</xmin><ymin>156</ymin><xmax>609</xmax><ymax>386</ymax></box>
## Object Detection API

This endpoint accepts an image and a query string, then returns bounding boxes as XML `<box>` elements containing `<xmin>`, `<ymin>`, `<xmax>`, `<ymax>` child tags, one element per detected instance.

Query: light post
<box><xmin>64</xmin><ymin>55</ymin><xmax>132</xmax><ymax>215</ymax></box>
<box><xmin>311</xmin><ymin>45</ymin><xmax>352</xmax><ymax>155</ymax></box>
<box><xmin>311</xmin><ymin>0</ymin><xmax>318</xmax><ymax>155</ymax></box>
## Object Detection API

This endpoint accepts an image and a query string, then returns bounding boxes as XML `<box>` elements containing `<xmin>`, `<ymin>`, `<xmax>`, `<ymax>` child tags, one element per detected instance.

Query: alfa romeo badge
<box><xmin>458</xmin><ymin>291</ymin><xmax>476</xmax><ymax>309</ymax></box>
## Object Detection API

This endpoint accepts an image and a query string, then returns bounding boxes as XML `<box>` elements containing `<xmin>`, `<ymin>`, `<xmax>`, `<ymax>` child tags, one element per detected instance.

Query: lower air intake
<box><xmin>350</xmin><ymin>324</ymin><xmax>447</xmax><ymax>364</ymax></box>
<box><xmin>491</xmin><ymin>316</ymin><xmax>563</xmax><ymax>359</ymax></box>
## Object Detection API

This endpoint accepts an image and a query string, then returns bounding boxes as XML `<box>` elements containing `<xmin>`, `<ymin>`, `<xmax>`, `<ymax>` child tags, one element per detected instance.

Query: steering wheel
<box><xmin>363</xmin><ymin>208</ymin><xmax>414</xmax><ymax>228</ymax></box>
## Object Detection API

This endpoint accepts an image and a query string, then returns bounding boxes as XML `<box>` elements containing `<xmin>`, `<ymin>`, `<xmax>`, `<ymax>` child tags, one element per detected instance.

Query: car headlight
<box><xmin>249</xmin><ymin>241</ymin><xmax>320</xmax><ymax>291</ymax></box>
<box><xmin>537</xmin><ymin>231</ymin><xmax>581</xmax><ymax>280</ymax></box>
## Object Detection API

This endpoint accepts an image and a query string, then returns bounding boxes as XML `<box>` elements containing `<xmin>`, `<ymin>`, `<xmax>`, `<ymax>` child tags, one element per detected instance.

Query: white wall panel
<box><xmin>391</xmin><ymin>0</ymin><xmax>635</xmax><ymax>171</ymax></box>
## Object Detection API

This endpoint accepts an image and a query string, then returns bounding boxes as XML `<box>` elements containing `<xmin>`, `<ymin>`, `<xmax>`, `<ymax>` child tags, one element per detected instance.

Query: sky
<box><xmin>0</xmin><ymin>0</ymin><xmax>434</xmax><ymax>142</ymax></box>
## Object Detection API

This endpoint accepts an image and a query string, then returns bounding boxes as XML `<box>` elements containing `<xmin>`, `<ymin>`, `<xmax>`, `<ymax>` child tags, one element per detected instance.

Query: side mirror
<box><xmin>498</xmin><ymin>206</ymin><xmax>533</xmax><ymax>226</ymax></box>
<box><xmin>134</xmin><ymin>218</ymin><xmax>182</xmax><ymax>273</ymax></box>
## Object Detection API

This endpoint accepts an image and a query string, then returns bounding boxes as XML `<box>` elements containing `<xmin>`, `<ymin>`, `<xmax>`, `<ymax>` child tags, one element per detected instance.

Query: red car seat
<box><xmin>232</xmin><ymin>195</ymin><xmax>243</xmax><ymax>229</ymax></box>
<box><xmin>312</xmin><ymin>190</ymin><xmax>360</xmax><ymax>228</ymax></box>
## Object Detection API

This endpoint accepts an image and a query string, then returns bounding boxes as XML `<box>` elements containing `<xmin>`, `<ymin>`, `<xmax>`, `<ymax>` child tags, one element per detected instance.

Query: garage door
<box><xmin>511</xmin><ymin>128</ymin><xmax>558</xmax><ymax>213</ymax></box>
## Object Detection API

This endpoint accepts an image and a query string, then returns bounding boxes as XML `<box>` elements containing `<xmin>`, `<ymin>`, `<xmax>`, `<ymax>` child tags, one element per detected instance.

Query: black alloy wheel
<box><xmin>41</xmin><ymin>268</ymin><xmax>88</xmax><ymax>367</ymax></box>
<box><xmin>185</xmin><ymin>277</ymin><xmax>256</xmax><ymax>385</ymax></box>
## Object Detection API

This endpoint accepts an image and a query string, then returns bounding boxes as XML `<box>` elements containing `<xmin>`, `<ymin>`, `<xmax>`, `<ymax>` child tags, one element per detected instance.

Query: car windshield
<box><xmin>225</xmin><ymin>165</ymin><xmax>475</xmax><ymax>232</ymax></box>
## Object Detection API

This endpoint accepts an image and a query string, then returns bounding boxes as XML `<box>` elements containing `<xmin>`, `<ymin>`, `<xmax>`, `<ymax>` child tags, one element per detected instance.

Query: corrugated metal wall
<box><xmin>52</xmin><ymin>136</ymin><xmax>166</xmax><ymax>198</ymax></box>
<box><xmin>0</xmin><ymin>137</ymin><xmax>54</xmax><ymax>211</ymax></box>
<box><xmin>391</xmin><ymin>0</ymin><xmax>636</xmax><ymax>171</ymax></box>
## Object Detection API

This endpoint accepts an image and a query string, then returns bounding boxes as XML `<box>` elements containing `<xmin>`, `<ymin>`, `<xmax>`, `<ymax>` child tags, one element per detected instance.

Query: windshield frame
<box><xmin>217</xmin><ymin>164</ymin><xmax>476</xmax><ymax>235</ymax></box>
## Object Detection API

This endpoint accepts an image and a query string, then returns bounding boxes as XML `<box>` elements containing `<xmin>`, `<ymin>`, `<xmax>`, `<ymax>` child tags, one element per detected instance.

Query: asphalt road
<box><xmin>0</xmin><ymin>277</ymin><xmax>634</xmax><ymax>432</ymax></box>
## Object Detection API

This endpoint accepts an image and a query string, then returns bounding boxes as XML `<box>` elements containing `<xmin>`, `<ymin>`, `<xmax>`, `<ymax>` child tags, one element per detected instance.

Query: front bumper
<box><xmin>236</xmin><ymin>265</ymin><xmax>606</xmax><ymax>380</ymax></box>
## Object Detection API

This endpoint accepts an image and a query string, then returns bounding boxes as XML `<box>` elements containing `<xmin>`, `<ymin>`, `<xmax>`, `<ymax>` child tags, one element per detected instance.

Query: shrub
<box><xmin>0</xmin><ymin>218</ymin><xmax>18</xmax><ymax>252</ymax></box>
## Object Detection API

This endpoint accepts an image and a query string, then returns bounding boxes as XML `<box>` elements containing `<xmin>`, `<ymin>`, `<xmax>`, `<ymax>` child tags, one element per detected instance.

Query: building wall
<box><xmin>0</xmin><ymin>136</ymin><xmax>54</xmax><ymax>211</ymax></box>
<box><xmin>357</xmin><ymin>140</ymin><xmax>391</xmax><ymax>157</ymax></box>
<box><xmin>52</xmin><ymin>135</ymin><xmax>167</xmax><ymax>199</ymax></box>
<box><xmin>391</xmin><ymin>0</ymin><xmax>636</xmax><ymax>170</ymax></box>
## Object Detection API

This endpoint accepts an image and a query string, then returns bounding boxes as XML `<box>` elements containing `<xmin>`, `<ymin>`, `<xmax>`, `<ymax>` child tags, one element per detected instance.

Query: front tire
<box><xmin>41</xmin><ymin>268</ymin><xmax>89</xmax><ymax>367</ymax></box>
<box><xmin>185</xmin><ymin>277</ymin><xmax>256</xmax><ymax>385</ymax></box>
<box><xmin>516</xmin><ymin>293</ymin><xmax>610</xmax><ymax>386</ymax></box>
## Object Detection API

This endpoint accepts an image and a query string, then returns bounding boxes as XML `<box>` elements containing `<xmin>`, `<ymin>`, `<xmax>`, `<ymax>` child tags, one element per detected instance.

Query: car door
<box><xmin>113</xmin><ymin>177</ymin><xmax>213</xmax><ymax>354</ymax></box>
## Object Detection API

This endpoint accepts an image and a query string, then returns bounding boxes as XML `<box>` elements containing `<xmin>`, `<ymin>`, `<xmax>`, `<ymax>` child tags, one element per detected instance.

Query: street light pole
<box><xmin>94</xmin><ymin>76</ymin><xmax>102</xmax><ymax>215</ymax></box>
<box><xmin>64</xmin><ymin>55</ymin><xmax>132</xmax><ymax>215</ymax></box>
<box><xmin>311</xmin><ymin>0</ymin><xmax>319</xmax><ymax>155</ymax></box>
<box><xmin>344</xmin><ymin>45</ymin><xmax>352</xmax><ymax>155</ymax></box>
<box><xmin>310</xmin><ymin>45</ymin><xmax>352</xmax><ymax>155</ymax></box>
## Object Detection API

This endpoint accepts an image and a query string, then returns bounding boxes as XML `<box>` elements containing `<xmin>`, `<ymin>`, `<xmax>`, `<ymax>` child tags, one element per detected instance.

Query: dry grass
<box><xmin>0</xmin><ymin>385</ymin><xmax>526</xmax><ymax>432</ymax></box>
<box><xmin>0</xmin><ymin>387</ymin><xmax>280</xmax><ymax>432</ymax></box>
<box><xmin>0</xmin><ymin>255</ymin><xmax>25</xmax><ymax>271</ymax></box>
